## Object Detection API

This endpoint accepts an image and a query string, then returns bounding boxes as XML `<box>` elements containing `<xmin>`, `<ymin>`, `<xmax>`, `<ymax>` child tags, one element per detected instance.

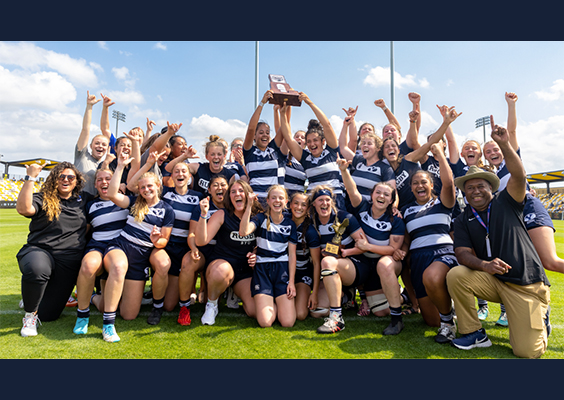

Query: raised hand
<box><xmin>374</xmin><ymin>99</ymin><xmax>387</xmax><ymax>109</ymax></box>
<box><xmin>167</xmin><ymin>121</ymin><xmax>183</xmax><ymax>135</ymax></box>
<box><xmin>336</xmin><ymin>154</ymin><xmax>351</xmax><ymax>172</ymax></box>
<box><xmin>505</xmin><ymin>92</ymin><xmax>518</xmax><ymax>104</ymax></box>
<box><xmin>443</xmin><ymin>106</ymin><xmax>462</xmax><ymax>124</ymax></box>
<box><xmin>100</xmin><ymin>93</ymin><xmax>115</xmax><ymax>108</ymax></box>
<box><xmin>491</xmin><ymin>120</ymin><xmax>509</xmax><ymax>145</ymax></box>
<box><xmin>199</xmin><ymin>196</ymin><xmax>210</xmax><ymax>216</ymax></box>
<box><xmin>150</xmin><ymin>225</ymin><xmax>163</xmax><ymax>243</ymax></box>
<box><xmin>408</xmin><ymin>92</ymin><xmax>421</xmax><ymax>104</ymax></box>
<box><xmin>261</xmin><ymin>90</ymin><xmax>274</xmax><ymax>105</ymax></box>
<box><xmin>86</xmin><ymin>90</ymin><xmax>101</xmax><ymax>106</ymax></box>
<box><xmin>146</xmin><ymin>117</ymin><xmax>156</xmax><ymax>132</ymax></box>
<box><xmin>25</xmin><ymin>163</ymin><xmax>43</xmax><ymax>178</ymax></box>
<box><xmin>409</xmin><ymin>110</ymin><xmax>420</xmax><ymax>122</ymax></box>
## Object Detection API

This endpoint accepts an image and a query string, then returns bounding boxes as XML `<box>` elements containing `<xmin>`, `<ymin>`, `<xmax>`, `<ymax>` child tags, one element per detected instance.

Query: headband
<box><xmin>312</xmin><ymin>188</ymin><xmax>333</xmax><ymax>201</ymax></box>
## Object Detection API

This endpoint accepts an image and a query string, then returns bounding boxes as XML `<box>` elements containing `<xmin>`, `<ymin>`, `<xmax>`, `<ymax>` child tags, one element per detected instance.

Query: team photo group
<box><xmin>16</xmin><ymin>87</ymin><xmax>559</xmax><ymax>359</ymax></box>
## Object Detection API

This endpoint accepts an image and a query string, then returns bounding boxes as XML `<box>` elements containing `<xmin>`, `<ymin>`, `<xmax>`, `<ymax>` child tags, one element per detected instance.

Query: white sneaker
<box><xmin>102</xmin><ymin>324</ymin><xmax>121</xmax><ymax>343</ymax></box>
<box><xmin>21</xmin><ymin>312</ymin><xmax>40</xmax><ymax>337</ymax></box>
<box><xmin>226</xmin><ymin>287</ymin><xmax>240</xmax><ymax>309</ymax></box>
<box><xmin>201</xmin><ymin>302</ymin><xmax>219</xmax><ymax>325</ymax></box>
<box><xmin>19</xmin><ymin>299</ymin><xmax>24</xmax><ymax>309</ymax></box>
<box><xmin>435</xmin><ymin>321</ymin><xmax>457</xmax><ymax>344</ymax></box>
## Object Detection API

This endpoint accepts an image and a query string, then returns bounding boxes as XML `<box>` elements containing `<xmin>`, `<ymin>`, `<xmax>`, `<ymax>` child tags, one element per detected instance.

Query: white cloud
<box><xmin>153</xmin><ymin>42</ymin><xmax>167</xmax><ymax>51</ymax></box>
<box><xmin>112</xmin><ymin>66</ymin><xmax>130</xmax><ymax>81</ymax></box>
<box><xmin>98</xmin><ymin>41</ymin><xmax>109</xmax><ymax>50</ymax></box>
<box><xmin>103</xmin><ymin>89</ymin><xmax>145</xmax><ymax>106</ymax></box>
<box><xmin>363</xmin><ymin>66</ymin><xmax>430</xmax><ymax>90</ymax></box>
<box><xmin>119</xmin><ymin>50</ymin><xmax>133</xmax><ymax>57</ymax></box>
<box><xmin>534</xmin><ymin>79</ymin><xmax>564</xmax><ymax>101</ymax></box>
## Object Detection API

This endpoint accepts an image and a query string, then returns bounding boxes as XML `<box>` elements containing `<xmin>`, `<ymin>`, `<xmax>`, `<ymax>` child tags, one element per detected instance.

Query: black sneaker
<box><xmin>435</xmin><ymin>321</ymin><xmax>456</xmax><ymax>344</ymax></box>
<box><xmin>383</xmin><ymin>320</ymin><xmax>404</xmax><ymax>336</ymax></box>
<box><xmin>317</xmin><ymin>312</ymin><xmax>345</xmax><ymax>334</ymax></box>
<box><xmin>147</xmin><ymin>307</ymin><xmax>164</xmax><ymax>325</ymax></box>
<box><xmin>546</xmin><ymin>305</ymin><xmax>551</xmax><ymax>338</ymax></box>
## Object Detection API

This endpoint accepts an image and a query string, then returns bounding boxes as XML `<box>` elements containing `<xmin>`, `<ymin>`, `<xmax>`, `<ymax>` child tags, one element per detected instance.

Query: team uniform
<box><xmin>243</xmin><ymin>141</ymin><xmax>286</xmax><ymax>201</ymax></box>
<box><xmin>385</xmin><ymin>157</ymin><xmax>420</xmax><ymax>212</ymax></box>
<box><xmin>105</xmin><ymin>196</ymin><xmax>175</xmax><ymax>281</ymax></box>
<box><xmin>422</xmin><ymin>154</ymin><xmax>462</xmax><ymax>223</ymax></box>
<box><xmin>207</xmin><ymin>210</ymin><xmax>256</xmax><ymax>284</ymax></box>
<box><xmin>284</xmin><ymin>155</ymin><xmax>307</xmax><ymax>198</ymax></box>
<box><xmin>300</xmin><ymin>146</ymin><xmax>346</xmax><ymax>211</ymax></box>
<box><xmin>161</xmin><ymin>187</ymin><xmax>203</xmax><ymax>276</ymax></box>
<box><xmin>294</xmin><ymin>217</ymin><xmax>321</xmax><ymax>289</ymax></box>
<box><xmin>348</xmin><ymin>155</ymin><xmax>395</xmax><ymax>209</ymax></box>
<box><xmin>223</xmin><ymin>161</ymin><xmax>247</xmax><ymax>181</ymax></box>
<box><xmin>250</xmin><ymin>213</ymin><xmax>298</xmax><ymax>298</ymax></box>
<box><xmin>191</xmin><ymin>201</ymin><xmax>223</xmax><ymax>265</ymax></box>
<box><xmin>84</xmin><ymin>197</ymin><xmax>129</xmax><ymax>257</ymax></box>
<box><xmin>402</xmin><ymin>197</ymin><xmax>457</xmax><ymax>299</ymax></box>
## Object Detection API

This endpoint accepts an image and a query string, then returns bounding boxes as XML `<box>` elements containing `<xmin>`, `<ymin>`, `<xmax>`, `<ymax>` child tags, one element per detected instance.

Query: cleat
<box><xmin>317</xmin><ymin>311</ymin><xmax>345</xmax><ymax>334</ymax></box>
<box><xmin>73</xmin><ymin>317</ymin><xmax>89</xmax><ymax>335</ymax></box>
<box><xmin>495</xmin><ymin>311</ymin><xmax>508</xmax><ymax>327</ymax></box>
<box><xmin>201</xmin><ymin>302</ymin><xmax>218</xmax><ymax>326</ymax></box>
<box><xmin>383</xmin><ymin>320</ymin><xmax>404</xmax><ymax>336</ymax></box>
<box><xmin>477</xmin><ymin>304</ymin><xmax>489</xmax><ymax>321</ymax></box>
<box><xmin>147</xmin><ymin>307</ymin><xmax>164</xmax><ymax>325</ymax></box>
<box><xmin>141</xmin><ymin>290</ymin><xmax>153</xmax><ymax>305</ymax></box>
<box><xmin>21</xmin><ymin>312</ymin><xmax>40</xmax><ymax>337</ymax></box>
<box><xmin>102</xmin><ymin>324</ymin><xmax>120</xmax><ymax>343</ymax></box>
<box><xmin>226</xmin><ymin>287</ymin><xmax>240</xmax><ymax>309</ymax></box>
<box><xmin>452</xmin><ymin>328</ymin><xmax>492</xmax><ymax>350</ymax></box>
<box><xmin>66</xmin><ymin>295</ymin><xmax>78</xmax><ymax>307</ymax></box>
<box><xmin>435</xmin><ymin>321</ymin><xmax>456</xmax><ymax>344</ymax></box>
<box><xmin>177</xmin><ymin>306</ymin><xmax>191</xmax><ymax>326</ymax></box>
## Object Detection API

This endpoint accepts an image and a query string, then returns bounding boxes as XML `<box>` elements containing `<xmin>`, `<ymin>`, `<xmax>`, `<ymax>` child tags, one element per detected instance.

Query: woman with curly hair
<box><xmin>17</xmin><ymin>161</ymin><xmax>93</xmax><ymax>337</ymax></box>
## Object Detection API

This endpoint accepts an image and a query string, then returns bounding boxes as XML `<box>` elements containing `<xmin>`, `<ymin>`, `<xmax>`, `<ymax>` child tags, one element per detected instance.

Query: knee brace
<box><xmin>320</xmin><ymin>269</ymin><xmax>337</xmax><ymax>279</ymax></box>
<box><xmin>367</xmin><ymin>293</ymin><xmax>389</xmax><ymax>313</ymax></box>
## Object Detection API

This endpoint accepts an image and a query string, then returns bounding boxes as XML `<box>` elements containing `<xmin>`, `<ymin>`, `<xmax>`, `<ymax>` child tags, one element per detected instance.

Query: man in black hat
<box><xmin>447</xmin><ymin>117</ymin><xmax>551</xmax><ymax>358</ymax></box>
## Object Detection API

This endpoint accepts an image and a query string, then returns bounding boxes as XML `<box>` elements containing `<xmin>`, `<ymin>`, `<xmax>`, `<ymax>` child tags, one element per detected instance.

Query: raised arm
<box><xmin>108</xmin><ymin>150</ymin><xmax>132</xmax><ymax>208</ymax></box>
<box><xmin>126</xmin><ymin>150</ymin><xmax>162</xmax><ymax>194</ymax></box>
<box><xmin>239</xmin><ymin>192</ymin><xmax>258</xmax><ymax>237</ymax></box>
<box><xmin>338</xmin><ymin>106</ymin><xmax>358</xmax><ymax>161</ymax></box>
<box><xmin>195</xmin><ymin>198</ymin><xmax>224</xmax><ymax>246</ymax></box>
<box><xmin>123</xmin><ymin>127</ymin><xmax>144</xmax><ymax>185</ymax></box>
<box><xmin>143</xmin><ymin>117</ymin><xmax>156</xmax><ymax>146</ymax></box>
<box><xmin>436</xmin><ymin>105</ymin><xmax>460</xmax><ymax>164</ymax></box>
<box><xmin>300</xmin><ymin>92</ymin><xmax>338</xmax><ymax>149</ymax></box>
<box><xmin>279</xmin><ymin>103</ymin><xmax>303</xmax><ymax>161</ymax></box>
<box><xmin>408</xmin><ymin>92</ymin><xmax>422</xmax><ymax>133</ymax></box>
<box><xmin>76</xmin><ymin>91</ymin><xmax>101</xmax><ymax>151</ymax></box>
<box><xmin>374</xmin><ymin>98</ymin><xmax>402</xmax><ymax>132</ymax></box>
<box><xmin>99</xmin><ymin>93</ymin><xmax>115</xmax><ymax>140</ymax></box>
<box><xmin>505</xmin><ymin>92</ymin><xmax>519</xmax><ymax>151</ymax></box>
<box><xmin>336</xmin><ymin>156</ymin><xmax>362</xmax><ymax>208</ymax></box>
<box><xmin>243</xmin><ymin>90</ymin><xmax>273</xmax><ymax>150</ymax></box>
<box><xmin>16</xmin><ymin>164</ymin><xmax>43</xmax><ymax>217</ymax></box>
<box><xmin>430</xmin><ymin>143</ymin><xmax>456</xmax><ymax>209</ymax></box>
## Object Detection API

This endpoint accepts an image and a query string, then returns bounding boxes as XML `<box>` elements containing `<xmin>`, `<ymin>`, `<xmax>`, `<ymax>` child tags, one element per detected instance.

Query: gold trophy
<box><xmin>321</xmin><ymin>217</ymin><xmax>349</xmax><ymax>258</ymax></box>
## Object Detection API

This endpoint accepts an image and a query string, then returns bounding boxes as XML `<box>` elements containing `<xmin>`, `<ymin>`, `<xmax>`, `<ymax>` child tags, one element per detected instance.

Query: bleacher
<box><xmin>0</xmin><ymin>178</ymin><xmax>42</xmax><ymax>204</ymax></box>
<box><xmin>538</xmin><ymin>192</ymin><xmax>564</xmax><ymax>214</ymax></box>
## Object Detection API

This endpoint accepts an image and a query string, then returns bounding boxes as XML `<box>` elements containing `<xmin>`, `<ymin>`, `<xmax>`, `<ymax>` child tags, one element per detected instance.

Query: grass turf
<box><xmin>1</xmin><ymin>208</ymin><xmax>563</xmax><ymax>359</ymax></box>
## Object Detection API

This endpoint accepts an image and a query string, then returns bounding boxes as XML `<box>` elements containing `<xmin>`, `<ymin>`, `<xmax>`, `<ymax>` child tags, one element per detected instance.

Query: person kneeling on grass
<box><xmin>448</xmin><ymin>118</ymin><xmax>551</xmax><ymax>358</ymax></box>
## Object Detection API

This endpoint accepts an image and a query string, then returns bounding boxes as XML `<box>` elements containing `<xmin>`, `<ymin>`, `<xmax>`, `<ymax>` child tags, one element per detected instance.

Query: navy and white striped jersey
<box><xmin>119</xmin><ymin>195</ymin><xmax>175</xmax><ymax>248</ymax></box>
<box><xmin>350</xmin><ymin>155</ymin><xmax>395</xmax><ymax>202</ymax></box>
<box><xmin>294</xmin><ymin>218</ymin><xmax>321</xmax><ymax>270</ymax></box>
<box><xmin>402</xmin><ymin>197</ymin><xmax>453</xmax><ymax>251</ymax></box>
<box><xmin>223</xmin><ymin>161</ymin><xmax>247</xmax><ymax>181</ymax></box>
<box><xmin>352</xmin><ymin>199</ymin><xmax>405</xmax><ymax>259</ymax></box>
<box><xmin>243</xmin><ymin>141</ymin><xmax>286</xmax><ymax>199</ymax></box>
<box><xmin>162</xmin><ymin>186</ymin><xmax>203</xmax><ymax>244</ymax></box>
<box><xmin>314</xmin><ymin>210</ymin><xmax>361</xmax><ymax>251</ymax></box>
<box><xmin>192</xmin><ymin>162</ymin><xmax>238</xmax><ymax>196</ymax></box>
<box><xmin>300</xmin><ymin>145</ymin><xmax>343</xmax><ymax>196</ymax></box>
<box><xmin>284</xmin><ymin>155</ymin><xmax>307</xmax><ymax>195</ymax></box>
<box><xmin>86</xmin><ymin>198</ymin><xmax>129</xmax><ymax>242</ymax></box>
<box><xmin>251</xmin><ymin>213</ymin><xmax>298</xmax><ymax>264</ymax></box>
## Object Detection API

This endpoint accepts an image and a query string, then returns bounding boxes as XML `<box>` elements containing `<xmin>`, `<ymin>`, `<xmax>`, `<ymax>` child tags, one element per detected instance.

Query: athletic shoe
<box><xmin>226</xmin><ymin>287</ymin><xmax>240</xmax><ymax>309</ymax></box>
<box><xmin>19</xmin><ymin>299</ymin><xmax>24</xmax><ymax>309</ymax></box>
<box><xmin>66</xmin><ymin>294</ymin><xmax>78</xmax><ymax>307</ymax></box>
<box><xmin>545</xmin><ymin>306</ymin><xmax>552</xmax><ymax>338</ymax></box>
<box><xmin>21</xmin><ymin>312</ymin><xmax>40</xmax><ymax>337</ymax></box>
<box><xmin>73</xmin><ymin>317</ymin><xmax>89</xmax><ymax>335</ymax></box>
<box><xmin>452</xmin><ymin>328</ymin><xmax>492</xmax><ymax>350</ymax></box>
<box><xmin>102</xmin><ymin>324</ymin><xmax>120</xmax><ymax>343</ymax></box>
<box><xmin>383</xmin><ymin>320</ymin><xmax>404</xmax><ymax>336</ymax></box>
<box><xmin>342</xmin><ymin>287</ymin><xmax>357</xmax><ymax>310</ymax></box>
<box><xmin>435</xmin><ymin>321</ymin><xmax>457</xmax><ymax>344</ymax></box>
<box><xmin>141</xmin><ymin>290</ymin><xmax>153</xmax><ymax>305</ymax></box>
<box><xmin>477</xmin><ymin>304</ymin><xmax>489</xmax><ymax>321</ymax></box>
<box><xmin>201</xmin><ymin>302</ymin><xmax>219</xmax><ymax>326</ymax></box>
<box><xmin>178</xmin><ymin>306</ymin><xmax>191</xmax><ymax>326</ymax></box>
<box><xmin>495</xmin><ymin>311</ymin><xmax>508</xmax><ymax>326</ymax></box>
<box><xmin>147</xmin><ymin>307</ymin><xmax>164</xmax><ymax>325</ymax></box>
<box><xmin>317</xmin><ymin>311</ymin><xmax>345</xmax><ymax>334</ymax></box>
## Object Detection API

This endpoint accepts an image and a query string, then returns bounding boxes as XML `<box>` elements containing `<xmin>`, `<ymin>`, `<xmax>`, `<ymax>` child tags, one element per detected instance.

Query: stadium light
<box><xmin>112</xmin><ymin>110</ymin><xmax>126</xmax><ymax>137</ymax></box>
<box><xmin>475</xmin><ymin>116</ymin><xmax>490</xmax><ymax>143</ymax></box>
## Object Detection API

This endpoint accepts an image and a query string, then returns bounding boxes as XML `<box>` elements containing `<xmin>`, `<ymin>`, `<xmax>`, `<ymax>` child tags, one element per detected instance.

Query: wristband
<box><xmin>200</xmin><ymin>213</ymin><xmax>210</xmax><ymax>220</ymax></box>
<box><xmin>24</xmin><ymin>175</ymin><xmax>37</xmax><ymax>182</ymax></box>
<box><xmin>382</xmin><ymin>106</ymin><xmax>388</xmax><ymax>112</ymax></box>
<box><xmin>259</xmin><ymin>101</ymin><xmax>266</xmax><ymax>108</ymax></box>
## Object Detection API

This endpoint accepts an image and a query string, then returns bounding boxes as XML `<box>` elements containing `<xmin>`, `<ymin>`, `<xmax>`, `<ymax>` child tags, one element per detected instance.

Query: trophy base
<box><xmin>269</xmin><ymin>92</ymin><xmax>302</xmax><ymax>107</ymax></box>
<box><xmin>322</xmin><ymin>243</ymin><xmax>341</xmax><ymax>258</ymax></box>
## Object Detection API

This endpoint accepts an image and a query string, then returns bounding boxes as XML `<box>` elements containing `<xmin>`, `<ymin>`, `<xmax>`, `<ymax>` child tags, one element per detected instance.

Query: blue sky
<box><xmin>2</xmin><ymin>41</ymin><xmax>564</xmax><ymax>185</ymax></box>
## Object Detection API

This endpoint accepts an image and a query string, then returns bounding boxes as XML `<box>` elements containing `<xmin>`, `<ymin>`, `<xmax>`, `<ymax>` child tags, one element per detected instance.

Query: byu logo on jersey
<box><xmin>524</xmin><ymin>212</ymin><xmax>536</xmax><ymax>224</ymax></box>
<box><xmin>279</xmin><ymin>226</ymin><xmax>291</xmax><ymax>235</ymax></box>
<box><xmin>149</xmin><ymin>208</ymin><xmax>165</xmax><ymax>218</ymax></box>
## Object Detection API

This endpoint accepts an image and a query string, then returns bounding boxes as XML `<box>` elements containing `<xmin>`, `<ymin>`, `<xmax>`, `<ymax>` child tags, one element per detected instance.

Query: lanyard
<box><xmin>470</xmin><ymin>203</ymin><xmax>492</xmax><ymax>257</ymax></box>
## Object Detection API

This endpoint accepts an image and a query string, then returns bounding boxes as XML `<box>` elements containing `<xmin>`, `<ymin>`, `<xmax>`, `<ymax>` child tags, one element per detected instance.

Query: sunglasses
<box><xmin>59</xmin><ymin>174</ymin><xmax>76</xmax><ymax>182</ymax></box>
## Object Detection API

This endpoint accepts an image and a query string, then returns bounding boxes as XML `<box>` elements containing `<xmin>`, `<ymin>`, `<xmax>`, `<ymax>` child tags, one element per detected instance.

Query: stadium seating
<box><xmin>0</xmin><ymin>178</ymin><xmax>42</xmax><ymax>201</ymax></box>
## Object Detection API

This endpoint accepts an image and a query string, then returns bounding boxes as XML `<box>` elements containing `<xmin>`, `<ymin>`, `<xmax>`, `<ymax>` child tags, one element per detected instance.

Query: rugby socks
<box><xmin>152</xmin><ymin>296</ymin><xmax>164</xmax><ymax>309</ymax></box>
<box><xmin>330</xmin><ymin>307</ymin><xmax>342</xmax><ymax>317</ymax></box>
<box><xmin>477</xmin><ymin>298</ymin><xmax>488</xmax><ymax>307</ymax></box>
<box><xmin>439</xmin><ymin>309</ymin><xmax>455</xmax><ymax>325</ymax></box>
<box><xmin>390</xmin><ymin>306</ymin><xmax>403</xmax><ymax>324</ymax></box>
<box><xmin>500</xmin><ymin>303</ymin><xmax>506</xmax><ymax>313</ymax></box>
<box><xmin>103</xmin><ymin>311</ymin><xmax>117</xmax><ymax>326</ymax></box>
<box><xmin>77</xmin><ymin>307</ymin><xmax>90</xmax><ymax>319</ymax></box>
<box><xmin>179</xmin><ymin>299</ymin><xmax>191</xmax><ymax>308</ymax></box>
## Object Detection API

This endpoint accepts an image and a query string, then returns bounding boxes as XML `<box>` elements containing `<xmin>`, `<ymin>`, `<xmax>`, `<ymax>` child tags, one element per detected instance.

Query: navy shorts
<box><xmin>524</xmin><ymin>193</ymin><xmax>555</xmax><ymax>231</ymax></box>
<box><xmin>410</xmin><ymin>245</ymin><xmax>457</xmax><ymax>299</ymax></box>
<box><xmin>208</xmin><ymin>253</ymin><xmax>253</xmax><ymax>285</ymax></box>
<box><xmin>165</xmin><ymin>240</ymin><xmax>189</xmax><ymax>276</ymax></box>
<box><xmin>105</xmin><ymin>236</ymin><xmax>152</xmax><ymax>281</ymax></box>
<box><xmin>295</xmin><ymin>266</ymin><xmax>314</xmax><ymax>289</ymax></box>
<box><xmin>348</xmin><ymin>256</ymin><xmax>372</xmax><ymax>288</ymax></box>
<box><xmin>251</xmin><ymin>261</ymin><xmax>289</xmax><ymax>298</ymax></box>
<box><xmin>362</xmin><ymin>258</ymin><xmax>383</xmax><ymax>292</ymax></box>
<box><xmin>85</xmin><ymin>239</ymin><xmax>111</xmax><ymax>256</ymax></box>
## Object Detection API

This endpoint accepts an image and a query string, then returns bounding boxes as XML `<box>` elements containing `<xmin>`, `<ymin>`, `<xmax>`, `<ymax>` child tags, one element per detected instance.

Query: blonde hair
<box><xmin>264</xmin><ymin>185</ymin><xmax>288</xmax><ymax>230</ymax></box>
<box><xmin>205</xmin><ymin>135</ymin><xmax>227</xmax><ymax>156</ymax></box>
<box><xmin>131</xmin><ymin>172</ymin><xmax>161</xmax><ymax>222</ymax></box>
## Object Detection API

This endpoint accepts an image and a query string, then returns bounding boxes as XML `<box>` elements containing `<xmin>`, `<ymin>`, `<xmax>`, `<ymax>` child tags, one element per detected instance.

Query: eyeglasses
<box><xmin>232</xmin><ymin>144</ymin><xmax>243</xmax><ymax>149</ymax></box>
<box><xmin>59</xmin><ymin>174</ymin><xmax>76</xmax><ymax>182</ymax></box>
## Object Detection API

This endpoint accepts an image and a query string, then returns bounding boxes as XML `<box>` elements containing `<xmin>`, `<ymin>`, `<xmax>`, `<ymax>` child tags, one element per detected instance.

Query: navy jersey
<box><xmin>295</xmin><ymin>219</ymin><xmax>321</xmax><ymax>270</ymax></box>
<box><xmin>243</xmin><ymin>140</ymin><xmax>286</xmax><ymax>199</ymax></box>
<box><xmin>350</xmin><ymin>155</ymin><xmax>395</xmax><ymax>202</ymax></box>
<box><xmin>399</xmin><ymin>140</ymin><xmax>413</xmax><ymax>156</ymax></box>
<box><xmin>119</xmin><ymin>195</ymin><xmax>175</xmax><ymax>248</ymax></box>
<box><xmin>390</xmin><ymin>157</ymin><xmax>420</xmax><ymax>211</ymax></box>
<box><xmin>211</xmin><ymin>210</ymin><xmax>256</xmax><ymax>260</ymax></box>
<box><xmin>191</xmin><ymin>201</ymin><xmax>223</xmax><ymax>246</ymax></box>
<box><xmin>352</xmin><ymin>199</ymin><xmax>405</xmax><ymax>259</ymax></box>
<box><xmin>300</xmin><ymin>145</ymin><xmax>344</xmax><ymax>197</ymax></box>
<box><xmin>251</xmin><ymin>213</ymin><xmax>298</xmax><ymax>264</ymax></box>
<box><xmin>193</xmin><ymin>162</ymin><xmax>238</xmax><ymax>196</ymax></box>
<box><xmin>313</xmin><ymin>210</ymin><xmax>363</xmax><ymax>253</ymax></box>
<box><xmin>402</xmin><ymin>197</ymin><xmax>453</xmax><ymax>251</ymax></box>
<box><xmin>284</xmin><ymin>155</ymin><xmax>307</xmax><ymax>195</ymax></box>
<box><xmin>161</xmin><ymin>186</ymin><xmax>203</xmax><ymax>244</ymax></box>
<box><xmin>86</xmin><ymin>198</ymin><xmax>129</xmax><ymax>242</ymax></box>
<box><xmin>223</xmin><ymin>161</ymin><xmax>247</xmax><ymax>180</ymax></box>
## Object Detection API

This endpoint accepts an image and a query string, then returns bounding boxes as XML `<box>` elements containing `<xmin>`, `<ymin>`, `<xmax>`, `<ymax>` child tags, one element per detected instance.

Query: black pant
<box><xmin>17</xmin><ymin>245</ymin><xmax>82</xmax><ymax>322</ymax></box>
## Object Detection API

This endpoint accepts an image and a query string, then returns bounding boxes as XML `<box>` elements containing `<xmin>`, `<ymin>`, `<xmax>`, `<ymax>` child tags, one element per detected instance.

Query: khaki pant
<box><xmin>447</xmin><ymin>265</ymin><xmax>550</xmax><ymax>359</ymax></box>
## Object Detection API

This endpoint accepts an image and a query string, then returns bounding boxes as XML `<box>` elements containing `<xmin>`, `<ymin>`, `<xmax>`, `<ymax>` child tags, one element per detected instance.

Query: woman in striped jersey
<box><xmin>483</xmin><ymin>93</ymin><xmax>563</xmax><ymax>276</ymax></box>
<box><xmin>337</xmin><ymin>157</ymin><xmax>407</xmax><ymax>335</ymax></box>
<box><xmin>288</xmin><ymin>192</ymin><xmax>321</xmax><ymax>320</ymax></box>
<box><xmin>72</xmin><ymin>168</ymin><xmax>129</xmax><ymax>335</ymax></box>
<box><xmin>243</xmin><ymin>90</ymin><xmax>286</xmax><ymax>206</ymax></box>
<box><xmin>101</xmin><ymin>149</ymin><xmax>175</xmax><ymax>342</ymax></box>
<box><xmin>278</xmin><ymin>95</ymin><xmax>346</xmax><ymax>211</ymax></box>
<box><xmin>239</xmin><ymin>185</ymin><xmax>298</xmax><ymax>327</ymax></box>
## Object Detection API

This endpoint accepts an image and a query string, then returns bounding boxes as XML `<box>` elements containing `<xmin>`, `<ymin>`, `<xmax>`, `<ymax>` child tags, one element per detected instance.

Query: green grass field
<box><xmin>1</xmin><ymin>208</ymin><xmax>563</xmax><ymax>359</ymax></box>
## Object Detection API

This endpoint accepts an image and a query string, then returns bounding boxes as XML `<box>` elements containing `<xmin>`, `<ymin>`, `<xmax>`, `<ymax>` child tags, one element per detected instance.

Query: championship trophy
<box><xmin>268</xmin><ymin>74</ymin><xmax>301</xmax><ymax>106</ymax></box>
<box><xmin>321</xmin><ymin>217</ymin><xmax>349</xmax><ymax>258</ymax></box>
